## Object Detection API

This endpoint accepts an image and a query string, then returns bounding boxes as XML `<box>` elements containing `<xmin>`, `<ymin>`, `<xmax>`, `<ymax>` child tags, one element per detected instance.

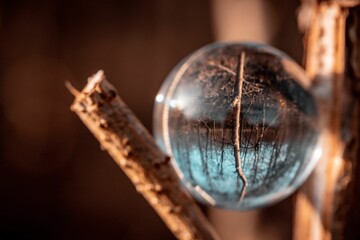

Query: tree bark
<box><xmin>342</xmin><ymin>6</ymin><xmax>360</xmax><ymax>240</ymax></box>
<box><xmin>295</xmin><ymin>1</ymin><xmax>360</xmax><ymax>240</ymax></box>
<box><xmin>68</xmin><ymin>70</ymin><xmax>220</xmax><ymax>240</ymax></box>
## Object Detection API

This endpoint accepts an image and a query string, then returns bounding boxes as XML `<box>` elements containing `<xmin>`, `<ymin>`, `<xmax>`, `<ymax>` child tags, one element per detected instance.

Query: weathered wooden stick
<box><xmin>295</xmin><ymin>1</ymin><xmax>360</xmax><ymax>239</ymax></box>
<box><xmin>68</xmin><ymin>71</ymin><xmax>220</xmax><ymax>240</ymax></box>
<box><xmin>342</xmin><ymin>6</ymin><xmax>360</xmax><ymax>239</ymax></box>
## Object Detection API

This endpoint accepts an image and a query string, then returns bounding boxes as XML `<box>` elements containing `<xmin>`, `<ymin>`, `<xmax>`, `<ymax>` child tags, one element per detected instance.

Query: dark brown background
<box><xmin>0</xmin><ymin>0</ymin><xmax>301</xmax><ymax>239</ymax></box>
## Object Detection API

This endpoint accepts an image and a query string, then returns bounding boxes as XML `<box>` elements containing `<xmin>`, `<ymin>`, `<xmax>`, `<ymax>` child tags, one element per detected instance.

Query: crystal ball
<box><xmin>153</xmin><ymin>42</ymin><xmax>322</xmax><ymax>210</ymax></box>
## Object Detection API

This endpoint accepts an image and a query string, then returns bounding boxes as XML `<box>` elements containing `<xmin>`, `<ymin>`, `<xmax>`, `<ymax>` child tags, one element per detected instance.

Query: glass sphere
<box><xmin>153</xmin><ymin>42</ymin><xmax>322</xmax><ymax>210</ymax></box>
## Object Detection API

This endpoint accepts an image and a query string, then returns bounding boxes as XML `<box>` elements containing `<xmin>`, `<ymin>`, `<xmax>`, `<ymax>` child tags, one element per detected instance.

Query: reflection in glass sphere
<box><xmin>153</xmin><ymin>42</ymin><xmax>322</xmax><ymax>210</ymax></box>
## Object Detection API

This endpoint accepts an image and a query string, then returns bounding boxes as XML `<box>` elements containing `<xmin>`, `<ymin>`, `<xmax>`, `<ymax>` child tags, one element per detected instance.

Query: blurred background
<box><xmin>0</xmin><ymin>0</ymin><xmax>303</xmax><ymax>239</ymax></box>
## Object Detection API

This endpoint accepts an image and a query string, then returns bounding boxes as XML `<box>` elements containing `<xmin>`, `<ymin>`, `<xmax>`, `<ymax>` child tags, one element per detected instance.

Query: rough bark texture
<box><xmin>69</xmin><ymin>71</ymin><xmax>220</xmax><ymax>240</ymax></box>
<box><xmin>295</xmin><ymin>1</ymin><xmax>360</xmax><ymax>240</ymax></box>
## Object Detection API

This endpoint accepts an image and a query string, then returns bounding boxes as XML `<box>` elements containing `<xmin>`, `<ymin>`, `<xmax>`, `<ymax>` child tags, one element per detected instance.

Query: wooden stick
<box><xmin>68</xmin><ymin>70</ymin><xmax>220</xmax><ymax>240</ymax></box>
<box><xmin>342</xmin><ymin>6</ymin><xmax>360</xmax><ymax>239</ymax></box>
<box><xmin>294</xmin><ymin>1</ymin><xmax>360</xmax><ymax>239</ymax></box>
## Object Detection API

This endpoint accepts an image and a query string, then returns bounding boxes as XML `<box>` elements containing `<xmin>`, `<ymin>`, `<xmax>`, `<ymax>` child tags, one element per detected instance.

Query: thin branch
<box><xmin>69</xmin><ymin>70</ymin><xmax>220</xmax><ymax>240</ymax></box>
<box><xmin>294</xmin><ymin>1</ymin><xmax>360</xmax><ymax>240</ymax></box>
<box><xmin>233</xmin><ymin>51</ymin><xmax>248</xmax><ymax>203</ymax></box>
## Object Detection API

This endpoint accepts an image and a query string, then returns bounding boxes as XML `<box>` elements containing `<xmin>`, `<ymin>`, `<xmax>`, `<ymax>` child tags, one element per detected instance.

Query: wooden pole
<box><xmin>294</xmin><ymin>1</ymin><xmax>360</xmax><ymax>239</ymax></box>
<box><xmin>68</xmin><ymin>71</ymin><xmax>220</xmax><ymax>240</ymax></box>
<box><xmin>342</xmin><ymin>5</ymin><xmax>360</xmax><ymax>239</ymax></box>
